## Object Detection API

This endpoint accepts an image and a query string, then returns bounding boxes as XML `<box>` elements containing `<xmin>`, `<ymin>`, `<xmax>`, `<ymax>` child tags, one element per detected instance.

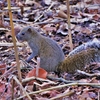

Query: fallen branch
<box><xmin>4</xmin><ymin>18</ymin><xmax>32</xmax><ymax>24</ymax></box>
<box><xmin>22</xmin><ymin>76</ymin><xmax>56</xmax><ymax>84</ymax></box>
<box><xmin>50</xmin><ymin>90</ymin><xmax>74</xmax><ymax>100</ymax></box>
<box><xmin>16</xmin><ymin>82</ymin><xmax>100</xmax><ymax>100</ymax></box>
<box><xmin>47</xmin><ymin>76</ymin><xmax>78</xmax><ymax>83</ymax></box>
<box><xmin>0</xmin><ymin>42</ymin><xmax>26</xmax><ymax>47</ymax></box>
<box><xmin>16</xmin><ymin>83</ymin><xmax>76</xmax><ymax>100</ymax></box>
<box><xmin>20</xmin><ymin>58</ymin><xmax>33</xmax><ymax>69</ymax></box>
<box><xmin>34</xmin><ymin>19</ymin><xmax>67</xmax><ymax>25</ymax></box>
<box><xmin>16</xmin><ymin>79</ymin><xmax>100</xmax><ymax>100</ymax></box>
<box><xmin>34</xmin><ymin>2</ymin><xmax>55</xmax><ymax>22</ymax></box>
<box><xmin>77</xmin><ymin>70</ymin><xmax>100</xmax><ymax>77</ymax></box>
<box><xmin>13</xmin><ymin>75</ymin><xmax>32</xmax><ymax>100</ymax></box>
<box><xmin>66</xmin><ymin>0</ymin><xmax>73</xmax><ymax>50</ymax></box>
<box><xmin>0</xmin><ymin>66</ymin><xmax>16</xmax><ymax>79</ymax></box>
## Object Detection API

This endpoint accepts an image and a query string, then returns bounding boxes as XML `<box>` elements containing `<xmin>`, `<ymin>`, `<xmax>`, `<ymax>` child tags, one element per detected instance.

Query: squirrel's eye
<box><xmin>22</xmin><ymin>33</ymin><xmax>24</xmax><ymax>35</ymax></box>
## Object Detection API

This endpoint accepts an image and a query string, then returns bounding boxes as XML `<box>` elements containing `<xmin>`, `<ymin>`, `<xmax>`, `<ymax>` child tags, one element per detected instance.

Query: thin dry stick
<box><xmin>50</xmin><ymin>90</ymin><xmax>74</xmax><ymax>100</ymax></box>
<box><xmin>34</xmin><ymin>2</ymin><xmax>54</xmax><ymax>22</ymax></box>
<box><xmin>0</xmin><ymin>66</ymin><xmax>16</xmax><ymax>79</ymax></box>
<box><xmin>7</xmin><ymin>0</ymin><xmax>22</xmax><ymax>83</ymax></box>
<box><xmin>98</xmin><ymin>90</ymin><xmax>100</xmax><ymax>100</ymax></box>
<box><xmin>66</xmin><ymin>0</ymin><xmax>73</xmax><ymax>50</ymax></box>
<box><xmin>13</xmin><ymin>76</ymin><xmax>32</xmax><ymax>100</ymax></box>
<box><xmin>11</xmin><ymin>79</ymin><xmax>15</xmax><ymax>100</ymax></box>
<box><xmin>16</xmin><ymin>82</ymin><xmax>100</xmax><ymax>100</ymax></box>
<box><xmin>16</xmin><ymin>82</ymin><xmax>77</xmax><ymax>100</ymax></box>
<box><xmin>20</xmin><ymin>4</ymin><xmax>24</xmax><ymax>15</ymax></box>
<box><xmin>36</xmin><ymin>57</ymin><xmax>40</xmax><ymax>77</ymax></box>
<box><xmin>22</xmin><ymin>76</ymin><xmax>56</xmax><ymax>84</ymax></box>
<box><xmin>77</xmin><ymin>70</ymin><xmax>100</xmax><ymax>77</ymax></box>
<box><xmin>0</xmin><ymin>42</ymin><xmax>25</xmax><ymax>47</ymax></box>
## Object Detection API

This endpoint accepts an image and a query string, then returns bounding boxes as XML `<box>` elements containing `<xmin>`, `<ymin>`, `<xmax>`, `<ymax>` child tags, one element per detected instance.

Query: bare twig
<box><xmin>22</xmin><ymin>76</ymin><xmax>56</xmax><ymax>84</ymax></box>
<box><xmin>17</xmin><ymin>81</ymin><xmax>100</xmax><ymax>99</ymax></box>
<box><xmin>66</xmin><ymin>0</ymin><xmax>73</xmax><ymax>50</ymax></box>
<box><xmin>36</xmin><ymin>57</ymin><xmax>40</xmax><ymax>77</ymax></box>
<box><xmin>77</xmin><ymin>70</ymin><xmax>100</xmax><ymax>77</ymax></box>
<box><xmin>16</xmin><ymin>82</ymin><xmax>77</xmax><ymax>100</ymax></box>
<box><xmin>20</xmin><ymin>58</ymin><xmax>33</xmax><ymax>69</ymax></box>
<box><xmin>34</xmin><ymin>2</ymin><xmax>54</xmax><ymax>22</ymax></box>
<box><xmin>11</xmin><ymin>79</ymin><xmax>15</xmax><ymax>100</ymax></box>
<box><xmin>4</xmin><ymin>18</ymin><xmax>32</xmax><ymax>24</ymax></box>
<box><xmin>7</xmin><ymin>0</ymin><xmax>22</xmax><ymax>84</ymax></box>
<box><xmin>34</xmin><ymin>19</ymin><xmax>67</xmax><ymax>25</ymax></box>
<box><xmin>0</xmin><ymin>66</ymin><xmax>16</xmax><ymax>79</ymax></box>
<box><xmin>50</xmin><ymin>90</ymin><xmax>74</xmax><ymax>100</ymax></box>
<box><xmin>0</xmin><ymin>42</ymin><xmax>25</xmax><ymax>47</ymax></box>
<box><xmin>13</xmin><ymin>76</ymin><xmax>32</xmax><ymax>100</ymax></box>
<box><xmin>47</xmin><ymin>76</ymin><xmax>78</xmax><ymax>83</ymax></box>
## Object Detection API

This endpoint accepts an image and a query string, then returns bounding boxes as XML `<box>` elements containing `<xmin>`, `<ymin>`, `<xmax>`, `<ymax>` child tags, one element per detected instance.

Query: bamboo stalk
<box><xmin>7</xmin><ymin>0</ymin><xmax>22</xmax><ymax>83</ymax></box>
<box><xmin>66</xmin><ymin>0</ymin><xmax>73</xmax><ymax>50</ymax></box>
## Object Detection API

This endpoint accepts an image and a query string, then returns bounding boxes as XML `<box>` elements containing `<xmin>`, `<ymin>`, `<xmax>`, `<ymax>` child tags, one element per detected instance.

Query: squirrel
<box><xmin>17</xmin><ymin>26</ymin><xmax>100</xmax><ymax>74</ymax></box>
<box><xmin>16</xmin><ymin>26</ymin><xmax>65</xmax><ymax>72</ymax></box>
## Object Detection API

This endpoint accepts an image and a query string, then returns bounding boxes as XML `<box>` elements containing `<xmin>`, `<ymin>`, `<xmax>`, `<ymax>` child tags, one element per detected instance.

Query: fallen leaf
<box><xmin>0</xmin><ymin>82</ymin><xmax>5</xmax><ymax>93</ymax></box>
<box><xmin>27</xmin><ymin>67</ymin><xmax>47</xmax><ymax>78</ymax></box>
<box><xmin>92</xmin><ymin>14</ymin><xmax>100</xmax><ymax>21</ymax></box>
<box><xmin>0</xmin><ymin>63</ymin><xmax>6</xmax><ymax>75</ymax></box>
<box><xmin>93</xmin><ymin>0</ymin><xmax>100</xmax><ymax>4</ymax></box>
<box><xmin>26</xmin><ymin>67</ymin><xmax>47</xmax><ymax>84</ymax></box>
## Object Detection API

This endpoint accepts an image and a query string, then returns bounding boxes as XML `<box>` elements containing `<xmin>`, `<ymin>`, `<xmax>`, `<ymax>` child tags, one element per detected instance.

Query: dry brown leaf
<box><xmin>26</xmin><ymin>68</ymin><xmax>47</xmax><ymax>84</ymax></box>
<box><xmin>93</xmin><ymin>0</ymin><xmax>100</xmax><ymax>4</ymax></box>
<box><xmin>92</xmin><ymin>14</ymin><xmax>100</xmax><ymax>21</ymax></box>
<box><xmin>0</xmin><ymin>63</ymin><xmax>6</xmax><ymax>75</ymax></box>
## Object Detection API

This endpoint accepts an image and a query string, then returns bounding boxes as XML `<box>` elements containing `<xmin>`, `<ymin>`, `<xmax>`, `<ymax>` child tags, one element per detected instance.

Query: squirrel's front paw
<box><xmin>26</xmin><ymin>58</ymin><xmax>31</xmax><ymax>62</ymax></box>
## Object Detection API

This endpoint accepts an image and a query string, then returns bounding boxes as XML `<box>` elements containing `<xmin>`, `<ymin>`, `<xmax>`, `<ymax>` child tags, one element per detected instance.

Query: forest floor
<box><xmin>0</xmin><ymin>0</ymin><xmax>100</xmax><ymax>99</ymax></box>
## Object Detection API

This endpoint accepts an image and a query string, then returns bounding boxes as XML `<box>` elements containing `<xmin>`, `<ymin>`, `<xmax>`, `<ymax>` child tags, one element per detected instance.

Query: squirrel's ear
<box><xmin>27</xmin><ymin>27</ymin><xmax>32</xmax><ymax>32</ymax></box>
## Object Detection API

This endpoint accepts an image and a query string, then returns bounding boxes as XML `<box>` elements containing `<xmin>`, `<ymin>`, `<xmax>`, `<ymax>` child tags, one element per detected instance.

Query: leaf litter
<box><xmin>0</xmin><ymin>0</ymin><xmax>100</xmax><ymax>99</ymax></box>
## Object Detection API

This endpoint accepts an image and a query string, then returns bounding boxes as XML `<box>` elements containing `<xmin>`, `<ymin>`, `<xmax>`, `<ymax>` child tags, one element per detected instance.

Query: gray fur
<box><xmin>17</xmin><ymin>26</ymin><xmax>65</xmax><ymax>72</ymax></box>
<box><xmin>68</xmin><ymin>39</ymin><xmax>100</xmax><ymax>56</ymax></box>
